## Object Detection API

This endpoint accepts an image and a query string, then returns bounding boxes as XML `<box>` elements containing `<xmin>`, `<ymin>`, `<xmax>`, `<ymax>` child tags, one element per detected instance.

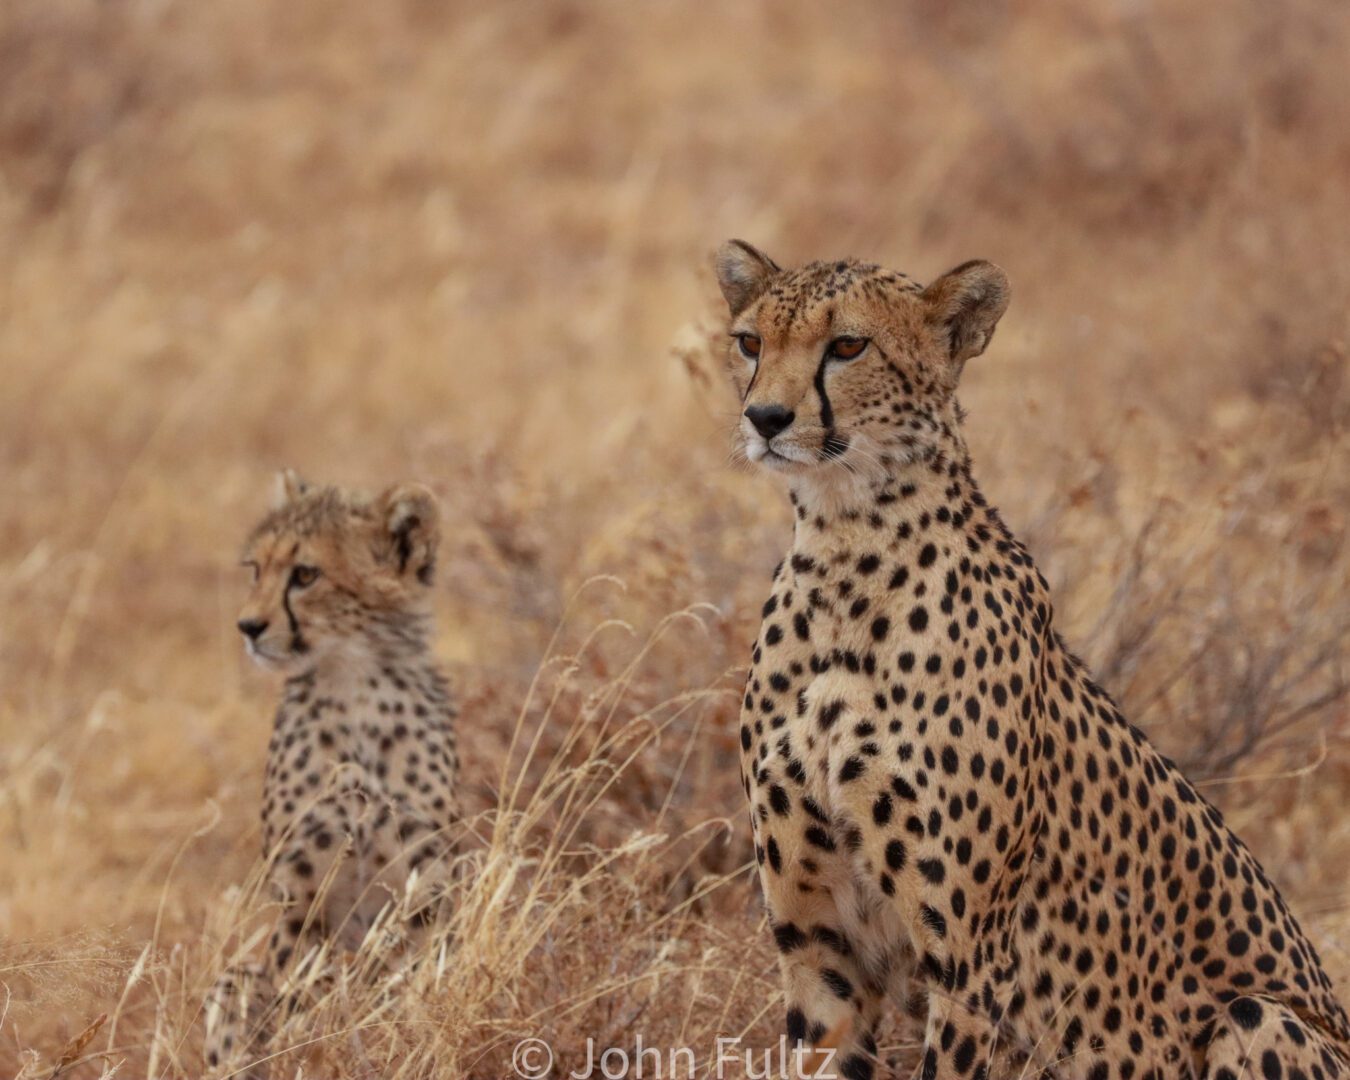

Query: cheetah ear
<box><xmin>715</xmin><ymin>239</ymin><xmax>781</xmax><ymax>316</ymax></box>
<box><xmin>272</xmin><ymin>468</ymin><xmax>309</xmax><ymax>509</ymax></box>
<box><xmin>378</xmin><ymin>483</ymin><xmax>440</xmax><ymax>585</ymax></box>
<box><xmin>921</xmin><ymin>260</ymin><xmax>1010</xmax><ymax>370</ymax></box>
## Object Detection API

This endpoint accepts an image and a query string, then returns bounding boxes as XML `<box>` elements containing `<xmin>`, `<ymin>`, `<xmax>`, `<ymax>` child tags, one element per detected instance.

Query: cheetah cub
<box><xmin>717</xmin><ymin>242</ymin><xmax>1349</xmax><ymax>1080</ymax></box>
<box><xmin>204</xmin><ymin>471</ymin><xmax>460</xmax><ymax>1078</ymax></box>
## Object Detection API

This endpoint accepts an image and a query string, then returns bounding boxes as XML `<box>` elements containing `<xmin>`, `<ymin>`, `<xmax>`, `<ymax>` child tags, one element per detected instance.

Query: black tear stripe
<box><xmin>282</xmin><ymin>583</ymin><xmax>307</xmax><ymax>653</ymax></box>
<box><xmin>816</xmin><ymin>353</ymin><xmax>852</xmax><ymax>459</ymax></box>
<box><xmin>814</xmin><ymin>354</ymin><xmax>835</xmax><ymax>430</ymax></box>
<box><xmin>812</xmin><ymin>306</ymin><xmax>843</xmax><ymax>455</ymax></box>
<box><xmin>743</xmin><ymin>357</ymin><xmax>762</xmax><ymax>405</ymax></box>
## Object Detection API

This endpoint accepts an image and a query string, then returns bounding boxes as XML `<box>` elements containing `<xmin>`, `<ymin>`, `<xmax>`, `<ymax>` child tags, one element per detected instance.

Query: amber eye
<box><xmin>736</xmin><ymin>334</ymin><xmax>762</xmax><ymax>360</ymax></box>
<box><xmin>290</xmin><ymin>565</ymin><xmax>320</xmax><ymax>589</ymax></box>
<box><xmin>829</xmin><ymin>337</ymin><xmax>868</xmax><ymax>361</ymax></box>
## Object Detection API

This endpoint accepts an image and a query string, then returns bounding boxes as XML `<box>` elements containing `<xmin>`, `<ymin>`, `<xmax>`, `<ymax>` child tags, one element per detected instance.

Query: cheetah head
<box><xmin>715</xmin><ymin>240</ymin><xmax>1009</xmax><ymax>480</ymax></box>
<box><xmin>236</xmin><ymin>470</ymin><xmax>440</xmax><ymax>672</ymax></box>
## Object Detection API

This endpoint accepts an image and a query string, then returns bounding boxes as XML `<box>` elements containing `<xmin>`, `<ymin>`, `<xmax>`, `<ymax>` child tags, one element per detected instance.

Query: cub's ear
<box><xmin>378</xmin><ymin>483</ymin><xmax>440</xmax><ymax>584</ymax></box>
<box><xmin>715</xmin><ymin>239</ymin><xmax>781</xmax><ymax>315</ymax></box>
<box><xmin>272</xmin><ymin>468</ymin><xmax>310</xmax><ymax>509</ymax></box>
<box><xmin>921</xmin><ymin>260</ymin><xmax>1010</xmax><ymax>369</ymax></box>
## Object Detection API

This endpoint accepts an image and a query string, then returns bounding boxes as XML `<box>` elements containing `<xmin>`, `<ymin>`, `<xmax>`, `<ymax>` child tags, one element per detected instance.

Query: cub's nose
<box><xmin>237</xmin><ymin>618</ymin><xmax>269</xmax><ymax>641</ymax></box>
<box><xmin>744</xmin><ymin>404</ymin><xmax>795</xmax><ymax>440</ymax></box>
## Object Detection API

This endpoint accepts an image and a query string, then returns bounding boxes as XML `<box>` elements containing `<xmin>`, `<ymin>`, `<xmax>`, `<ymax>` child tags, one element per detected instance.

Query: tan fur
<box><xmin>718</xmin><ymin>242</ymin><xmax>1349</xmax><ymax>1080</ymax></box>
<box><xmin>205</xmin><ymin>475</ymin><xmax>459</xmax><ymax>1079</ymax></box>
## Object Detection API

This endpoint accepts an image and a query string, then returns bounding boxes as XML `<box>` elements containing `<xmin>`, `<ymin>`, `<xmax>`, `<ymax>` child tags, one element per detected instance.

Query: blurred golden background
<box><xmin>1</xmin><ymin>1</ymin><xmax>1348</xmax><ymax>1075</ymax></box>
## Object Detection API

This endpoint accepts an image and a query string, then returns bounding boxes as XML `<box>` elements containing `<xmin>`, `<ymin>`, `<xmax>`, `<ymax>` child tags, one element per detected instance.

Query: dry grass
<box><xmin>1</xmin><ymin>1</ymin><xmax>1348</xmax><ymax>1076</ymax></box>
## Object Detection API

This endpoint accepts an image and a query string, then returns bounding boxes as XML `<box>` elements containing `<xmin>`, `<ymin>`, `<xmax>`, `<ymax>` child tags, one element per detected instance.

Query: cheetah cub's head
<box><xmin>236</xmin><ymin>470</ymin><xmax>440</xmax><ymax>672</ymax></box>
<box><xmin>715</xmin><ymin>240</ymin><xmax>1009</xmax><ymax>480</ymax></box>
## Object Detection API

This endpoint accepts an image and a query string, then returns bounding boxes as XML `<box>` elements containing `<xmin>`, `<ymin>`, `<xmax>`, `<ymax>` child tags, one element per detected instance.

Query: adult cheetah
<box><xmin>715</xmin><ymin>241</ymin><xmax>1349</xmax><ymax>1080</ymax></box>
<box><xmin>204</xmin><ymin>472</ymin><xmax>460</xmax><ymax>1078</ymax></box>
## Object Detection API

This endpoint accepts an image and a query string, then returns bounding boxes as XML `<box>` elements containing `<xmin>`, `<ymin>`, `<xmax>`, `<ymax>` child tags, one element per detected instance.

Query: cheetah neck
<box><xmin>778</xmin><ymin>434</ymin><xmax>1051</xmax><ymax>660</ymax></box>
<box><xmin>786</xmin><ymin>437</ymin><xmax>990</xmax><ymax>565</ymax></box>
<box><xmin>283</xmin><ymin>612</ymin><xmax>447</xmax><ymax>707</ymax></box>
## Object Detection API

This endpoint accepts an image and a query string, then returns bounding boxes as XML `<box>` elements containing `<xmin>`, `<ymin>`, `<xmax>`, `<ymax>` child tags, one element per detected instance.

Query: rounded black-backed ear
<box><xmin>271</xmin><ymin>468</ymin><xmax>310</xmax><ymax>509</ymax></box>
<box><xmin>921</xmin><ymin>260</ymin><xmax>1010</xmax><ymax>370</ymax></box>
<box><xmin>715</xmin><ymin>239</ymin><xmax>781</xmax><ymax>316</ymax></box>
<box><xmin>378</xmin><ymin>483</ymin><xmax>440</xmax><ymax>584</ymax></box>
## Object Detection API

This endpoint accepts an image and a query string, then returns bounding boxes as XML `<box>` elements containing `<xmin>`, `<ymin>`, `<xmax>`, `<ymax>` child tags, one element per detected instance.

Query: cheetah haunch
<box><xmin>717</xmin><ymin>241</ymin><xmax>1349</xmax><ymax>1080</ymax></box>
<box><xmin>204</xmin><ymin>471</ymin><xmax>460</xmax><ymax>1078</ymax></box>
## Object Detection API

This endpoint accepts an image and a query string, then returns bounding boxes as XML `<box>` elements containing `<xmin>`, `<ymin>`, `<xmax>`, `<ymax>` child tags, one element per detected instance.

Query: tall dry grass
<box><xmin>1</xmin><ymin>1</ymin><xmax>1348</xmax><ymax>1076</ymax></box>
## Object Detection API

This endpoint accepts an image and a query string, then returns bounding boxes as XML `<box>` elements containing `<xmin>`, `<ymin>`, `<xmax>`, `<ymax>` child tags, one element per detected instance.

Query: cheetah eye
<box><xmin>828</xmin><ymin>336</ymin><xmax>869</xmax><ymax>361</ymax></box>
<box><xmin>735</xmin><ymin>333</ymin><xmax>762</xmax><ymax>361</ymax></box>
<box><xmin>290</xmin><ymin>565</ymin><xmax>320</xmax><ymax>589</ymax></box>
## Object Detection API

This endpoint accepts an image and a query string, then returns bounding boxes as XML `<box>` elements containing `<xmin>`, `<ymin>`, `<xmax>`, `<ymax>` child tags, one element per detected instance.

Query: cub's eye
<box><xmin>829</xmin><ymin>337</ymin><xmax>868</xmax><ymax>361</ymax></box>
<box><xmin>290</xmin><ymin>565</ymin><xmax>320</xmax><ymax>589</ymax></box>
<box><xmin>735</xmin><ymin>334</ymin><xmax>762</xmax><ymax>360</ymax></box>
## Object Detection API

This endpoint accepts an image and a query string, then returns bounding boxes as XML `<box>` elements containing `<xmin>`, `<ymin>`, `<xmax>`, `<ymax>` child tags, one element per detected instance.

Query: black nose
<box><xmin>745</xmin><ymin>404</ymin><xmax>795</xmax><ymax>440</ymax></box>
<box><xmin>237</xmin><ymin>618</ymin><xmax>269</xmax><ymax>640</ymax></box>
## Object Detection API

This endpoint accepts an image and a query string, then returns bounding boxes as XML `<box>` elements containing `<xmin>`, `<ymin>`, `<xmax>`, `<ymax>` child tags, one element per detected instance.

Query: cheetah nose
<box><xmin>237</xmin><ymin>618</ymin><xmax>269</xmax><ymax>641</ymax></box>
<box><xmin>745</xmin><ymin>404</ymin><xmax>795</xmax><ymax>440</ymax></box>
